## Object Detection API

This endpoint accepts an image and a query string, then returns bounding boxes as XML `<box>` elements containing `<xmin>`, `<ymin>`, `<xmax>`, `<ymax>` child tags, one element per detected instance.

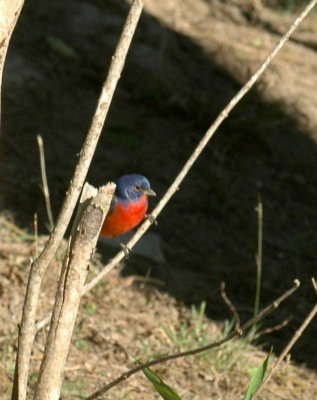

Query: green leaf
<box><xmin>243</xmin><ymin>348</ymin><xmax>272</xmax><ymax>400</ymax></box>
<box><xmin>143</xmin><ymin>367</ymin><xmax>182</xmax><ymax>400</ymax></box>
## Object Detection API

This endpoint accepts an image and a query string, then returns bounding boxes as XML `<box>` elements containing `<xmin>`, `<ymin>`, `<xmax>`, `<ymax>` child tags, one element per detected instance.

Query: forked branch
<box><xmin>253</xmin><ymin>277</ymin><xmax>317</xmax><ymax>399</ymax></box>
<box><xmin>11</xmin><ymin>1</ymin><xmax>144</xmax><ymax>399</ymax></box>
<box><xmin>33</xmin><ymin>183</ymin><xmax>115</xmax><ymax>400</ymax></box>
<box><xmin>83</xmin><ymin>0</ymin><xmax>317</xmax><ymax>294</ymax></box>
<box><xmin>85</xmin><ymin>280</ymin><xmax>300</xmax><ymax>399</ymax></box>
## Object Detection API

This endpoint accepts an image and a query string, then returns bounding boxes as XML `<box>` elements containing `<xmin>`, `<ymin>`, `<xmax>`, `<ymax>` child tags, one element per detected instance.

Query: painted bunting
<box><xmin>100</xmin><ymin>174</ymin><xmax>156</xmax><ymax>239</ymax></box>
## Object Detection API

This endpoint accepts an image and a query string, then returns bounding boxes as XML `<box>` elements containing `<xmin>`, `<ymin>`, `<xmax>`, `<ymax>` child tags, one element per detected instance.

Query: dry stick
<box><xmin>37</xmin><ymin>135</ymin><xmax>54</xmax><ymax>231</ymax></box>
<box><xmin>33</xmin><ymin>183</ymin><xmax>115</xmax><ymax>400</ymax></box>
<box><xmin>85</xmin><ymin>280</ymin><xmax>300</xmax><ymax>400</ymax></box>
<box><xmin>253</xmin><ymin>318</ymin><xmax>290</xmax><ymax>340</ymax></box>
<box><xmin>83</xmin><ymin>0</ymin><xmax>317</xmax><ymax>296</ymax></box>
<box><xmin>32</xmin><ymin>2</ymin><xmax>316</xmax><ymax>369</ymax></box>
<box><xmin>253</xmin><ymin>278</ymin><xmax>317</xmax><ymax>399</ymax></box>
<box><xmin>35</xmin><ymin>0</ymin><xmax>316</xmax><ymax>330</ymax></box>
<box><xmin>312</xmin><ymin>277</ymin><xmax>317</xmax><ymax>295</ymax></box>
<box><xmin>11</xmin><ymin>2</ymin><xmax>144</xmax><ymax>400</ymax></box>
<box><xmin>221</xmin><ymin>281</ymin><xmax>240</xmax><ymax>330</ymax></box>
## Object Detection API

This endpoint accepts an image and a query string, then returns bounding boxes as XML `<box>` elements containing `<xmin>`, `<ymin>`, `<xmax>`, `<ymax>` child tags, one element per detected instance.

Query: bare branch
<box><xmin>84</xmin><ymin>280</ymin><xmax>300</xmax><ymax>400</ymax></box>
<box><xmin>12</xmin><ymin>1</ymin><xmax>144</xmax><ymax>399</ymax></box>
<box><xmin>83</xmin><ymin>0</ymin><xmax>316</xmax><ymax>295</ymax></box>
<box><xmin>312</xmin><ymin>277</ymin><xmax>317</xmax><ymax>295</ymax></box>
<box><xmin>221</xmin><ymin>281</ymin><xmax>240</xmax><ymax>330</ymax></box>
<box><xmin>253</xmin><ymin>278</ymin><xmax>317</xmax><ymax>399</ymax></box>
<box><xmin>37</xmin><ymin>135</ymin><xmax>54</xmax><ymax>231</ymax></box>
<box><xmin>33</xmin><ymin>183</ymin><xmax>115</xmax><ymax>400</ymax></box>
<box><xmin>252</xmin><ymin>318</ymin><xmax>290</xmax><ymax>340</ymax></box>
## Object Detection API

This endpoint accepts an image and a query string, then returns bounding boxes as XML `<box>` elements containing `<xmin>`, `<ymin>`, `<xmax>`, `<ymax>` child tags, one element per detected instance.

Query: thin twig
<box><xmin>11</xmin><ymin>2</ymin><xmax>144</xmax><ymax>399</ymax></box>
<box><xmin>85</xmin><ymin>280</ymin><xmax>300</xmax><ymax>400</ymax></box>
<box><xmin>83</xmin><ymin>0</ymin><xmax>316</xmax><ymax>295</ymax></box>
<box><xmin>37</xmin><ymin>135</ymin><xmax>54</xmax><ymax>231</ymax></box>
<box><xmin>253</xmin><ymin>318</ymin><xmax>290</xmax><ymax>340</ymax></box>
<box><xmin>253</xmin><ymin>278</ymin><xmax>317</xmax><ymax>399</ymax></box>
<box><xmin>36</xmin><ymin>0</ymin><xmax>315</xmax><ymax>331</ymax></box>
<box><xmin>312</xmin><ymin>277</ymin><xmax>317</xmax><ymax>295</ymax></box>
<box><xmin>35</xmin><ymin>315</ymin><xmax>51</xmax><ymax>332</ymax></box>
<box><xmin>221</xmin><ymin>281</ymin><xmax>240</xmax><ymax>330</ymax></box>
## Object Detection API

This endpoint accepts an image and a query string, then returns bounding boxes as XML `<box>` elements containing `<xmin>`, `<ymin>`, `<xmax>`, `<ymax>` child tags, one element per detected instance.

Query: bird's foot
<box><xmin>145</xmin><ymin>213</ymin><xmax>157</xmax><ymax>226</ymax></box>
<box><xmin>120</xmin><ymin>243</ymin><xmax>131</xmax><ymax>259</ymax></box>
<box><xmin>114</xmin><ymin>238</ymin><xmax>131</xmax><ymax>259</ymax></box>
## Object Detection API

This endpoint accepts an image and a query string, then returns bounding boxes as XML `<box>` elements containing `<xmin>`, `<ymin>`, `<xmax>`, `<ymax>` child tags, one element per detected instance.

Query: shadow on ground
<box><xmin>0</xmin><ymin>0</ymin><xmax>316</xmax><ymax>368</ymax></box>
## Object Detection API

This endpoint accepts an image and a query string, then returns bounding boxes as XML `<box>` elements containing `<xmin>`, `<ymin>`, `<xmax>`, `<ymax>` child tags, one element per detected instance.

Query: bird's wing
<box><xmin>107</xmin><ymin>194</ymin><xmax>118</xmax><ymax>215</ymax></box>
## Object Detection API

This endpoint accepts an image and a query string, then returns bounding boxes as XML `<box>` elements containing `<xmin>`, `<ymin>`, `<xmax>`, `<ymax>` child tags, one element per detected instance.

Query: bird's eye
<box><xmin>134</xmin><ymin>185</ymin><xmax>140</xmax><ymax>191</ymax></box>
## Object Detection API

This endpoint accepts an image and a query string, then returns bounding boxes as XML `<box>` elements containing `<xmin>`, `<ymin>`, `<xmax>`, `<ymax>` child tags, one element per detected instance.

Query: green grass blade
<box><xmin>143</xmin><ymin>367</ymin><xmax>182</xmax><ymax>400</ymax></box>
<box><xmin>243</xmin><ymin>348</ymin><xmax>272</xmax><ymax>400</ymax></box>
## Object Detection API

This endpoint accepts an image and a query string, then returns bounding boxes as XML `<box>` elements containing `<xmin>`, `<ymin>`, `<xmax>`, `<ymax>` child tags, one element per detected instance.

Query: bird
<box><xmin>100</xmin><ymin>174</ymin><xmax>156</xmax><ymax>246</ymax></box>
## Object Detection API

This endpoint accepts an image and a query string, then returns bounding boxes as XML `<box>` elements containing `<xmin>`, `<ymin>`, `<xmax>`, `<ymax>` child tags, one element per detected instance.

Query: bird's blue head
<box><xmin>116</xmin><ymin>174</ymin><xmax>156</xmax><ymax>202</ymax></box>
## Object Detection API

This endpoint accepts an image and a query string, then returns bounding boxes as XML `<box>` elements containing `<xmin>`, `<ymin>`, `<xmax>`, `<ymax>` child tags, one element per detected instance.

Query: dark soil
<box><xmin>0</xmin><ymin>0</ymin><xmax>317</xmax><ymax>392</ymax></box>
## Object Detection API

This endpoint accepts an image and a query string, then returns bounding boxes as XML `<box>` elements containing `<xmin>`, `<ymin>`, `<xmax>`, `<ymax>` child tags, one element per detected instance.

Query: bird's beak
<box><xmin>142</xmin><ymin>188</ymin><xmax>156</xmax><ymax>197</ymax></box>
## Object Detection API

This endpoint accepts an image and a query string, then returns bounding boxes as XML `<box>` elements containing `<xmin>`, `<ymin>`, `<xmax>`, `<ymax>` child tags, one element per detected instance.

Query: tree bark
<box><xmin>33</xmin><ymin>183</ymin><xmax>115</xmax><ymax>400</ymax></box>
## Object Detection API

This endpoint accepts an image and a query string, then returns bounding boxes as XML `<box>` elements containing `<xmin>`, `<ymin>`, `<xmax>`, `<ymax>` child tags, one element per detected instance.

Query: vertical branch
<box><xmin>11</xmin><ymin>1</ymin><xmax>144</xmax><ymax>399</ymax></box>
<box><xmin>33</xmin><ymin>183</ymin><xmax>115</xmax><ymax>400</ymax></box>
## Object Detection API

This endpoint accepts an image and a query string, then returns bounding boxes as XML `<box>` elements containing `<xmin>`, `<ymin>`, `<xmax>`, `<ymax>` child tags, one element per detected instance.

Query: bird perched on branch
<box><xmin>100</xmin><ymin>174</ymin><xmax>156</xmax><ymax>247</ymax></box>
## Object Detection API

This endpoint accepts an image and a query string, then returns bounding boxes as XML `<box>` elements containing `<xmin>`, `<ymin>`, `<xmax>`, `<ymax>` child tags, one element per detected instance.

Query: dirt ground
<box><xmin>0</xmin><ymin>0</ymin><xmax>317</xmax><ymax>398</ymax></box>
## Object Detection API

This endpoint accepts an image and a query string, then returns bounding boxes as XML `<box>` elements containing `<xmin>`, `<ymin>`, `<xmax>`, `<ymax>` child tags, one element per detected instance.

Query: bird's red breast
<box><xmin>100</xmin><ymin>195</ymin><xmax>148</xmax><ymax>238</ymax></box>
